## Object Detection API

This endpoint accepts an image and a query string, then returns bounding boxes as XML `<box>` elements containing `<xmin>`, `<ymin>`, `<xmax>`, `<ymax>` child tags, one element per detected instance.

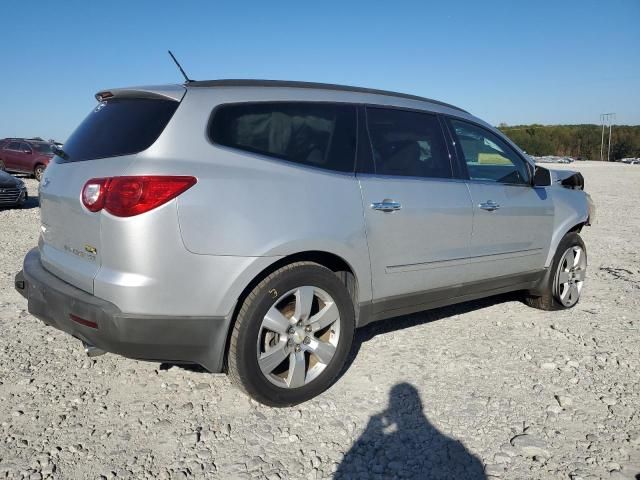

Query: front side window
<box><xmin>449</xmin><ymin>119</ymin><xmax>530</xmax><ymax>185</ymax></box>
<box><xmin>20</xmin><ymin>142</ymin><xmax>31</xmax><ymax>152</ymax></box>
<box><xmin>366</xmin><ymin>107</ymin><xmax>452</xmax><ymax>179</ymax></box>
<box><xmin>209</xmin><ymin>102</ymin><xmax>357</xmax><ymax>173</ymax></box>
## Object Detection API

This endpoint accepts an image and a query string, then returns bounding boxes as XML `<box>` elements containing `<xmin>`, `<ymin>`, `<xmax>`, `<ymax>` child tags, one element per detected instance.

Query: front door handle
<box><xmin>479</xmin><ymin>200</ymin><xmax>500</xmax><ymax>211</ymax></box>
<box><xmin>371</xmin><ymin>199</ymin><xmax>402</xmax><ymax>212</ymax></box>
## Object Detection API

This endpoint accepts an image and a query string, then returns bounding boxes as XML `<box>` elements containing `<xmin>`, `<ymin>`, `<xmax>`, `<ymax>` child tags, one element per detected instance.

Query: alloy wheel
<box><xmin>256</xmin><ymin>286</ymin><xmax>341</xmax><ymax>389</ymax></box>
<box><xmin>554</xmin><ymin>245</ymin><xmax>587</xmax><ymax>307</ymax></box>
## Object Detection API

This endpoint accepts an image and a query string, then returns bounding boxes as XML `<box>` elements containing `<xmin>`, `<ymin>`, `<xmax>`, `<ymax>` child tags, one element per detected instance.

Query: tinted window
<box><xmin>210</xmin><ymin>102</ymin><xmax>356</xmax><ymax>172</ymax></box>
<box><xmin>32</xmin><ymin>143</ymin><xmax>54</xmax><ymax>154</ymax></box>
<box><xmin>449</xmin><ymin>119</ymin><xmax>530</xmax><ymax>185</ymax></box>
<box><xmin>61</xmin><ymin>98</ymin><xmax>179</xmax><ymax>162</ymax></box>
<box><xmin>7</xmin><ymin>141</ymin><xmax>21</xmax><ymax>150</ymax></box>
<box><xmin>20</xmin><ymin>143</ymin><xmax>32</xmax><ymax>152</ymax></box>
<box><xmin>366</xmin><ymin>108</ymin><xmax>452</xmax><ymax>178</ymax></box>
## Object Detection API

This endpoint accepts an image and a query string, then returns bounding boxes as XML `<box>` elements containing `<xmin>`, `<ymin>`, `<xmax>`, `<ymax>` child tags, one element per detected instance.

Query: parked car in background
<box><xmin>15</xmin><ymin>80</ymin><xmax>595</xmax><ymax>406</ymax></box>
<box><xmin>0</xmin><ymin>138</ymin><xmax>53</xmax><ymax>181</ymax></box>
<box><xmin>0</xmin><ymin>169</ymin><xmax>28</xmax><ymax>208</ymax></box>
<box><xmin>533</xmin><ymin>155</ymin><xmax>574</xmax><ymax>164</ymax></box>
<box><xmin>620</xmin><ymin>157</ymin><xmax>640</xmax><ymax>165</ymax></box>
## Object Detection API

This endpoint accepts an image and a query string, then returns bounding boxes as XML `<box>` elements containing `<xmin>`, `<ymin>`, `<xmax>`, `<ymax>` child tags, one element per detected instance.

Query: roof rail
<box><xmin>187</xmin><ymin>79</ymin><xmax>467</xmax><ymax>113</ymax></box>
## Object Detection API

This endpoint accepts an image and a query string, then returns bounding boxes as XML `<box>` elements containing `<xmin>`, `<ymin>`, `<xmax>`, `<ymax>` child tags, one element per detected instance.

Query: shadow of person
<box><xmin>335</xmin><ymin>383</ymin><xmax>486</xmax><ymax>480</ymax></box>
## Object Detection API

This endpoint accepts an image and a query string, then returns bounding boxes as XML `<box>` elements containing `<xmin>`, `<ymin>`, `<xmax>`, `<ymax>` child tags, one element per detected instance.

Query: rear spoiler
<box><xmin>95</xmin><ymin>84</ymin><xmax>186</xmax><ymax>102</ymax></box>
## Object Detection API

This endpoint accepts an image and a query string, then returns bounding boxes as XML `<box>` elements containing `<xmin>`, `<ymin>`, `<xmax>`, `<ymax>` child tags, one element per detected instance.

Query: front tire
<box><xmin>228</xmin><ymin>262</ymin><xmax>355</xmax><ymax>407</ymax></box>
<box><xmin>525</xmin><ymin>232</ymin><xmax>587</xmax><ymax>310</ymax></box>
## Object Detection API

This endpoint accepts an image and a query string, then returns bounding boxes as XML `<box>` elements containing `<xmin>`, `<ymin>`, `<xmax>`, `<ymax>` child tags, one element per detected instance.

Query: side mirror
<box><xmin>533</xmin><ymin>165</ymin><xmax>552</xmax><ymax>187</ymax></box>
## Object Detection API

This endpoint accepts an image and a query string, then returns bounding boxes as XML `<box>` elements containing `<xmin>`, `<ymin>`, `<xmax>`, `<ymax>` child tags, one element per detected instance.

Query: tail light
<box><xmin>81</xmin><ymin>176</ymin><xmax>197</xmax><ymax>217</ymax></box>
<box><xmin>82</xmin><ymin>178</ymin><xmax>109</xmax><ymax>212</ymax></box>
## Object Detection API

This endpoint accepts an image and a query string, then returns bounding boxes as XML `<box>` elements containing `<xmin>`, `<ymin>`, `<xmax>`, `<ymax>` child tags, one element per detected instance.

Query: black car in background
<box><xmin>0</xmin><ymin>169</ymin><xmax>28</xmax><ymax>208</ymax></box>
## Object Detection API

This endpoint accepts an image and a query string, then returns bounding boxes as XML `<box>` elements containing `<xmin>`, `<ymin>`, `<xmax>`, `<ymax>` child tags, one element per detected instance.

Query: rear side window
<box><xmin>366</xmin><ymin>107</ymin><xmax>452</xmax><ymax>179</ymax></box>
<box><xmin>209</xmin><ymin>102</ymin><xmax>357</xmax><ymax>173</ymax></box>
<box><xmin>60</xmin><ymin>98</ymin><xmax>179</xmax><ymax>162</ymax></box>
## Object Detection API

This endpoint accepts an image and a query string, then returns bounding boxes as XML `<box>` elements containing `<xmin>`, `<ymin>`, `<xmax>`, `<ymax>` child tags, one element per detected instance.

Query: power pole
<box><xmin>607</xmin><ymin>113</ymin><xmax>615</xmax><ymax>162</ymax></box>
<box><xmin>600</xmin><ymin>113</ymin><xmax>615</xmax><ymax>161</ymax></box>
<box><xmin>600</xmin><ymin>115</ymin><xmax>605</xmax><ymax>161</ymax></box>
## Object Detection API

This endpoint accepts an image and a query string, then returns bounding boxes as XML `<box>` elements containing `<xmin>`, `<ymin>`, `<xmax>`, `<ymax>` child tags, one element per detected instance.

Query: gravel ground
<box><xmin>1</xmin><ymin>162</ymin><xmax>639</xmax><ymax>480</ymax></box>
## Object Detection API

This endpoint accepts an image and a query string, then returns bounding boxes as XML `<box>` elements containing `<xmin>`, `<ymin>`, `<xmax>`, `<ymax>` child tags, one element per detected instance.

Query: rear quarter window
<box><xmin>209</xmin><ymin>102</ymin><xmax>357</xmax><ymax>173</ymax></box>
<box><xmin>60</xmin><ymin>98</ymin><xmax>179</xmax><ymax>162</ymax></box>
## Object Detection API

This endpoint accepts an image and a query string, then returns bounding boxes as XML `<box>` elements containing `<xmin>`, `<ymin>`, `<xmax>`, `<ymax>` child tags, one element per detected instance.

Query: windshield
<box><xmin>32</xmin><ymin>143</ymin><xmax>54</xmax><ymax>154</ymax></box>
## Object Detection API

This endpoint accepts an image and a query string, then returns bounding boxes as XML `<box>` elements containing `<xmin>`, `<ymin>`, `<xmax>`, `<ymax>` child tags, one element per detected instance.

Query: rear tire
<box><xmin>525</xmin><ymin>232</ymin><xmax>587</xmax><ymax>310</ymax></box>
<box><xmin>228</xmin><ymin>262</ymin><xmax>355</xmax><ymax>407</ymax></box>
<box><xmin>34</xmin><ymin>164</ymin><xmax>45</xmax><ymax>181</ymax></box>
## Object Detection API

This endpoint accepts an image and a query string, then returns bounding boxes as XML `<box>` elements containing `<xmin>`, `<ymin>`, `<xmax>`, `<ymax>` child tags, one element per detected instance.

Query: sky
<box><xmin>0</xmin><ymin>0</ymin><xmax>638</xmax><ymax>142</ymax></box>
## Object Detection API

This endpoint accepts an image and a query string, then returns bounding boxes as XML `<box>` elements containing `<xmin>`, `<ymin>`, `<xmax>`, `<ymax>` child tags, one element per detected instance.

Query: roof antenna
<box><xmin>168</xmin><ymin>50</ymin><xmax>193</xmax><ymax>83</ymax></box>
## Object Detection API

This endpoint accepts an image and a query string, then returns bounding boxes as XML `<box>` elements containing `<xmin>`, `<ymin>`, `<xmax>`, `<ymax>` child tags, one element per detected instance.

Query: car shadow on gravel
<box><xmin>334</xmin><ymin>382</ymin><xmax>486</xmax><ymax>479</ymax></box>
<box><xmin>343</xmin><ymin>292</ymin><xmax>520</xmax><ymax>375</ymax></box>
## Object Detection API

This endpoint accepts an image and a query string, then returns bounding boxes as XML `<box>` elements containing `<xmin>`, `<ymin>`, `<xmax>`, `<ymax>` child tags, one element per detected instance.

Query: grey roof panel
<box><xmin>187</xmin><ymin>79</ymin><xmax>467</xmax><ymax>113</ymax></box>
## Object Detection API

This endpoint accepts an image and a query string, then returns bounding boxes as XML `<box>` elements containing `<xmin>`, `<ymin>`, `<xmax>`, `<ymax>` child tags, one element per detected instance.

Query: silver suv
<box><xmin>15</xmin><ymin>80</ymin><xmax>594</xmax><ymax>406</ymax></box>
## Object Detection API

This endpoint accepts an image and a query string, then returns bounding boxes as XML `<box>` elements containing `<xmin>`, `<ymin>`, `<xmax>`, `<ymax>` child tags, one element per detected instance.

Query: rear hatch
<box><xmin>39</xmin><ymin>85</ymin><xmax>185</xmax><ymax>294</ymax></box>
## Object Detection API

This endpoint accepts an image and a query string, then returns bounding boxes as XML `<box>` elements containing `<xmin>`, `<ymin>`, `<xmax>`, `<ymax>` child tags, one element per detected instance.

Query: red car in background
<box><xmin>0</xmin><ymin>138</ymin><xmax>54</xmax><ymax>181</ymax></box>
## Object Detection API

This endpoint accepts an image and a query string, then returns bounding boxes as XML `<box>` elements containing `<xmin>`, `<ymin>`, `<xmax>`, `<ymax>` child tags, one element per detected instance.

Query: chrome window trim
<box><xmin>355</xmin><ymin>172</ymin><xmax>468</xmax><ymax>185</ymax></box>
<box><xmin>464</xmin><ymin>178</ymin><xmax>535</xmax><ymax>188</ymax></box>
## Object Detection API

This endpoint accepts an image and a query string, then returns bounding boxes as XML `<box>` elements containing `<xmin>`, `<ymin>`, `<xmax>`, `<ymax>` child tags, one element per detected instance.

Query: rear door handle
<box><xmin>479</xmin><ymin>200</ymin><xmax>500</xmax><ymax>211</ymax></box>
<box><xmin>371</xmin><ymin>199</ymin><xmax>402</xmax><ymax>212</ymax></box>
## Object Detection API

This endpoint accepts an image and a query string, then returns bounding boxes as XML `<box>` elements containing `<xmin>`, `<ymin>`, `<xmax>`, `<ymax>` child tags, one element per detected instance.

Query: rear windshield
<box><xmin>60</xmin><ymin>98</ymin><xmax>178</xmax><ymax>162</ymax></box>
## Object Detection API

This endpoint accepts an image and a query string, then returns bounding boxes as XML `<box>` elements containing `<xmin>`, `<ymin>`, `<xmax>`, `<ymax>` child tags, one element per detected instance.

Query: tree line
<box><xmin>498</xmin><ymin>124</ymin><xmax>640</xmax><ymax>160</ymax></box>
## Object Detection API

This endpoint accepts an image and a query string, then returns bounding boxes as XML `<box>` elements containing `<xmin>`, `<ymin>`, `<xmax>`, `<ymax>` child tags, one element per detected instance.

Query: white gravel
<box><xmin>1</xmin><ymin>162</ymin><xmax>639</xmax><ymax>480</ymax></box>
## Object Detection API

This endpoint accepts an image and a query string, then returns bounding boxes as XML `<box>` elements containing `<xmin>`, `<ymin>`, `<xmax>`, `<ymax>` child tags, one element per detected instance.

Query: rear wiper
<box><xmin>52</xmin><ymin>145</ymin><xmax>69</xmax><ymax>161</ymax></box>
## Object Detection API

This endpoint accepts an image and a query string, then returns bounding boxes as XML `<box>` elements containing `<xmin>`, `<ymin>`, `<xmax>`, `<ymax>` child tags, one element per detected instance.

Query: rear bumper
<box><xmin>15</xmin><ymin>248</ymin><xmax>230</xmax><ymax>372</ymax></box>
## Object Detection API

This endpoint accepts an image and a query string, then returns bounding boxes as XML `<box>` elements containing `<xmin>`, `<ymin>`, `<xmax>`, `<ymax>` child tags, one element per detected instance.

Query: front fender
<box><xmin>544</xmin><ymin>189</ymin><xmax>590</xmax><ymax>266</ymax></box>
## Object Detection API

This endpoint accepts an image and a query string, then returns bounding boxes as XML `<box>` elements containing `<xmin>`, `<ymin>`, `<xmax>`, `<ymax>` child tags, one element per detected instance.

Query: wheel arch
<box><xmin>568</xmin><ymin>222</ymin><xmax>586</xmax><ymax>234</ymax></box>
<box><xmin>221</xmin><ymin>250</ymin><xmax>361</xmax><ymax>372</ymax></box>
<box><xmin>545</xmin><ymin>218</ymin><xmax>588</xmax><ymax>267</ymax></box>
